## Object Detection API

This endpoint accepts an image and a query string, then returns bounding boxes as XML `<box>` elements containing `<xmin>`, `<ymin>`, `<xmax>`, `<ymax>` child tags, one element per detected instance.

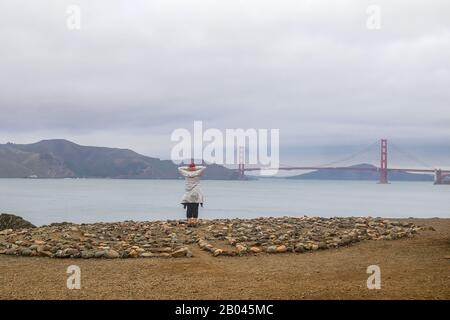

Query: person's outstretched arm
<box><xmin>178</xmin><ymin>167</ymin><xmax>189</xmax><ymax>177</ymax></box>
<box><xmin>178</xmin><ymin>166</ymin><xmax>206</xmax><ymax>177</ymax></box>
<box><xmin>195</xmin><ymin>166</ymin><xmax>206</xmax><ymax>175</ymax></box>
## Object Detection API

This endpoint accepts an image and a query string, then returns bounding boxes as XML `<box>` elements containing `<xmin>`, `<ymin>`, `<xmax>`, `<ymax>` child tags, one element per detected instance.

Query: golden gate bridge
<box><xmin>236</xmin><ymin>139</ymin><xmax>450</xmax><ymax>184</ymax></box>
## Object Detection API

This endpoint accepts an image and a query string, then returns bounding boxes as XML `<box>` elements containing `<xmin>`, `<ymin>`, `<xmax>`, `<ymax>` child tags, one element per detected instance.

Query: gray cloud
<box><xmin>0</xmin><ymin>0</ymin><xmax>449</xmax><ymax>167</ymax></box>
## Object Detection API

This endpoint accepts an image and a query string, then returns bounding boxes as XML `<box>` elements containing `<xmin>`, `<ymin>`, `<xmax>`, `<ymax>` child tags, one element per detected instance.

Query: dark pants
<box><xmin>185</xmin><ymin>203</ymin><xmax>199</xmax><ymax>219</ymax></box>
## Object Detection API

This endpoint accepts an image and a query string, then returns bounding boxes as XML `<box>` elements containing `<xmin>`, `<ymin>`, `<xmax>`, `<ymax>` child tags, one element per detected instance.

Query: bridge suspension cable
<box><xmin>389</xmin><ymin>142</ymin><xmax>434</xmax><ymax>169</ymax></box>
<box><xmin>278</xmin><ymin>140</ymin><xmax>379</xmax><ymax>169</ymax></box>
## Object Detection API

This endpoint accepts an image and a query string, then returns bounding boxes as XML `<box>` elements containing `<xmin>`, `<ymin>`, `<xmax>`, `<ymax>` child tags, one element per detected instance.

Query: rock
<box><xmin>20</xmin><ymin>248</ymin><xmax>33</xmax><ymax>256</ymax></box>
<box><xmin>318</xmin><ymin>242</ymin><xmax>327</xmax><ymax>249</ymax></box>
<box><xmin>294</xmin><ymin>244</ymin><xmax>305</xmax><ymax>253</ymax></box>
<box><xmin>0</xmin><ymin>213</ymin><xmax>35</xmax><ymax>231</ymax></box>
<box><xmin>54</xmin><ymin>250</ymin><xmax>70</xmax><ymax>258</ymax></box>
<box><xmin>5</xmin><ymin>248</ymin><xmax>17</xmax><ymax>255</ymax></box>
<box><xmin>213</xmin><ymin>249</ymin><xmax>223</xmax><ymax>257</ymax></box>
<box><xmin>104</xmin><ymin>250</ymin><xmax>120</xmax><ymax>259</ymax></box>
<box><xmin>172</xmin><ymin>247</ymin><xmax>189</xmax><ymax>258</ymax></box>
<box><xmin>276</xmin><ymin>245</ymin><xmax>287</xmax><ymax>253</ymax></box>
<box><xmin>0</xmin><ymin>229</ymin><xmax>13</xmax><ymax>236</ymax></box>
<box><xmin>119</xmin><ymin>251</ymin><xmax>129</xmax><ymax>258</ymax></box>
<box><xmin>141</xmin><ymin>252</ymin><xmax>154</xmax><ymax>258</ymax></box>
<box><xmin>94</xmin><ymin>250</ymin><xmax>106</xmax><ymax>258</ymax></box>
<box><xmin>48</xmin><ymin>222</ymin><xmax>72</xmax><ymax>227</ymax></box>
<box><xmin>80</xmin><ymin>250</ymin><xmax>93</xmax><ymax>259</ymax></box>
<box><xmin>236</xmin><ymin>244</ymin><xmax>247</xmax><ymax>254</ymax></box>
<box><xmin>40</xmin><ymin>250</ymin><xmax>53</xmax><ymax>257</ymax></box>
<box><xmin>250</xmin><ymin>247</ymin><xmax>261</xmax><ymax>253</ymax></box>
<box><xmin>83</xmin><ymin>233</ymin><xmax>96</xmax><ymax>238</ymax></box>
<box><xmin>64</xmin><ymin>248</ymin><xmax>79</xmax><ymax>256</ymax></box>
<box><xmin>266</xmin><ymin>245</ymin><xmax>277</xmax><ymax>253</ymax></box>
<box><xmin>198</xmin><ymin>240</ymin><xmax>207</xmax><ymax>249</ymax></box>
<box><xmin>128</xmin><ymin>250</ymin><xmax>139</xmax><ymax>258</ymax></box>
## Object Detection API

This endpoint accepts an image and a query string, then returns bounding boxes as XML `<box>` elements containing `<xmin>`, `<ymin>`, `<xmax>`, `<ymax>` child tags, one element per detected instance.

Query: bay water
<box><xmin>0</xmin><ymin>178</ymin><xmax>448</xmax><ymax>226</ymax></box>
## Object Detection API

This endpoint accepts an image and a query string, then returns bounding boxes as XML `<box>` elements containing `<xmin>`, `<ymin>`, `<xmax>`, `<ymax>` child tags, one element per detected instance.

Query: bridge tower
<box><xmin>434</xmin><ymin>169</ymin><xmax>443</xmax><ymax>185</ymax></box>
<box><xmin>238</xmin><ymin>146</ymin><xmax>245</xmax><ymax>179</ymax></box>
<box><xmin>379</xmin><ymin>139</ymin><xmax>388</xmax><ymax>184</ymax></box>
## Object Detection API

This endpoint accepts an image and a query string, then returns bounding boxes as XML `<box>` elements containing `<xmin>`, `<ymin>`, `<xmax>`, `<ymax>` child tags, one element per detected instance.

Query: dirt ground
<box><xmin>1</xmin><ymin>218</ymin><xmax>449</xmax><ymax>300</ymax></box>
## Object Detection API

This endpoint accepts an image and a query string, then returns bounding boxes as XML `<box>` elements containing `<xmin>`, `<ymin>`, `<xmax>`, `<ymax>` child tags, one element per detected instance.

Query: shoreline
<box><xmin>0</xmin><ymin>217</ymin><xmax>449</xmax><ymax>299</ymax></box>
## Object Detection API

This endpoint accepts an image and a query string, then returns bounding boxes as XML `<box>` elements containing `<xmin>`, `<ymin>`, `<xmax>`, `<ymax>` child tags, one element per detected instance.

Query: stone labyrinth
<box><xmin>0</xmin><ymin>217</ymin><xmax>422</xmax><ymax>259</ymax></box>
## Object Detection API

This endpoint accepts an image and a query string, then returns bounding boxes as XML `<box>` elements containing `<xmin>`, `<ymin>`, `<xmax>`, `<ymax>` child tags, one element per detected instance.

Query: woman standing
<box><xmin>178</xmin><ymin>163</ymin><xmax>206</xmax><ymax>226</ymax></box>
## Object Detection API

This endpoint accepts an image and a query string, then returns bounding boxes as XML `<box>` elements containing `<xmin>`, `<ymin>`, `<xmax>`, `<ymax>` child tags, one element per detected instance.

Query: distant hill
<box><xmin>286</xmin><ymin>163</ymin><xmax>433</xmax><ymax>181</ymax></box>
<box><xmin>0</xmin><ymin>139</ymin><xmax>240</xmax><ymax>180</ymax></box>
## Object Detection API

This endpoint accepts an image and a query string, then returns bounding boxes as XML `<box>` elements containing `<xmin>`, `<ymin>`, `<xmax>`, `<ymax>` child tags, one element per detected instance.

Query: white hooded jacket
<box><xmin>178</xmin><ymin>166</ymin><xmax>206</xmax><ymax>204</ymax></box>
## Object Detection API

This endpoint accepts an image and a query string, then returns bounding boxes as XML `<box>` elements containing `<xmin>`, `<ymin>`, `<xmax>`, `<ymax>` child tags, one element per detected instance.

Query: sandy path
<box><xmin>1</xmin><ymin>218</ymin><xmax>449</xmax><ymax>300</ymax></box>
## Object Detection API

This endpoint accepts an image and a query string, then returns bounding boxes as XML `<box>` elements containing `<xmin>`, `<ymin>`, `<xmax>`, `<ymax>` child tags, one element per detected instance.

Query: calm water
<box><xmin>0</xmin><ymin>179</ymin><xmax>449</xmax><ymax>226</ymax></box>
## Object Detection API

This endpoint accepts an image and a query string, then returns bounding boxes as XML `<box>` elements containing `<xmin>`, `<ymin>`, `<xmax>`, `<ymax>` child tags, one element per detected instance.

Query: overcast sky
<box><xmin>0</xmin><ymin>0</ymin><xmax>449</xmax><ymax>168</ymax></box>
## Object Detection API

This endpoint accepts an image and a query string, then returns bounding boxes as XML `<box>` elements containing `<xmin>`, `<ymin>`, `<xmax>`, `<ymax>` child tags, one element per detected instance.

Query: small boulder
<box><xmin>94</xmin><ymin>250</ymin><xmax>106</xmax><ymax>258</ymax></box>
<box><xmin>266</xmin><ymin>246</ymin><xmax>277</xmax><ymax>253</ymax></box>
<box><xmin>104</xmin><ymin>250</ymin><xmax>120</xmax><ymax>259</ymax></box>
<box><xmin>128</xmin><ymin>250</ymin><xmax>139</xmax><ymax>258</ymax></box>
<box><xmin>39</xmin><ymin>250</ymin><xmax>53</xmax><ymax>258</ymax></box>
<box><xmin>81</xmin><ymin>251</ymin><xmax>94</xmax><ymax>259</ymax></box>
<box><xmin>172</xmin><ymin>247</ymin><xmax>189</xmax><ymax>258</ymax></box>
<box><xmin>294</xmin><ymin>243</ymin><xmax>306</xmax><ymax>253</ymax></box>
<box><xmin>20</xmin><ymin>248</ymin><xmax>33</xmax><ymax>256</ymax></box>
<box><xmin>141</xmin><ymin>252</ymin><xmax>154</xmax><ymax>258</ymax></box>
<box><xmin>250</xmin><ymin>247</ymin><xmax>261</xmax><ymax>254</ymax></box>
<box><xmin>236</xmin><ymin>244</ymin><xmax>247</xmax><ymax>254</ymax></box>
<box><xmin>0</xmin><ymin>229</ymin><xmax>13</xmax><ymax>236</ymax></box>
